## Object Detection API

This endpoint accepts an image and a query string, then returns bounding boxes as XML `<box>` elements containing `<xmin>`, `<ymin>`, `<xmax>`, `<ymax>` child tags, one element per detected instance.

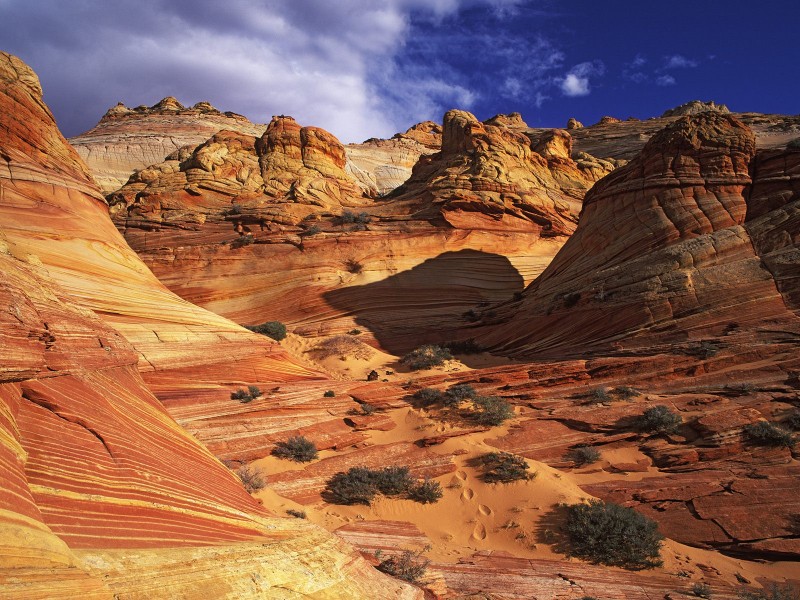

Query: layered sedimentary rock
<box><xmin>69</xmin><ymin>97</ymin><xmax>267</xmax><ymax>193</ymax></box>
<box><xmin>0</xmin><ymin>51</ymin><xmax>418</xmax><ymax>599</ymax></box>
<box><xmin>109</xmin><ymin>109</ymin><xmax>610</xmax><ymax>353</ymax></box>
<box><xmin>480</xmin><ymin>113</ymin><xmax>800</xmax><ymax>366</ymax></box>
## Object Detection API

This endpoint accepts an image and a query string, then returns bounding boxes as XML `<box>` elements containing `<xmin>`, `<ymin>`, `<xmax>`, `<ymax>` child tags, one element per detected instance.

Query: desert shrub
<box><xmin>565</xmin><ymin>499</ymin><xmax>664</xmax><ymax>569</ymax></box>
<box><xmin>236</xmin><ymin>464</ymin><xmax>266</xmax><ymax>493</ymax></box>
<box><xmin>372</xmin><ymin>466</ymin><xmax>414</xmax><ymax>495</ymax></box>
<box><xmin>358</xmin><ymin>403</ymin><xmax>376</xmax><ymax>415</ymax></box>
<box><xmin>725</xmin><ymin>382</ymin><xmax>757</xmax><ymax>396</ymax></box>
<box><xmin>245</xmin><ymin>321</ymin><xmax>287</xmax><ymax>341</ymax></box>
<box><xmin>231</xmin><ymin>234</ymin><xmax>254</xmax><ymax>248</ymax></box>
<box><xmin>272</xmin><ymin>436</ymin><xmax>318</xmax><ymax>462</ymax></box>
<box><xmin>693</xmin><ymin>582</ymin><xmax>713</xmax><ymax>598</ymax></box>
<box><xmin>476</xmin><ymin>452</ymin><xmax>531</xmax><ymax>483</ymax></box>
<box><xmin>614</xmin><ymin>386</ymin><xmax>641</xmax><ymax>399</ymax></box>
<box><xmin>323</xmin><ymin>390</ymin><xmax>336</xmax><ymax>397</ymax></box>
<box><xmin>471</xmin><ymin>395</ymin><xmax>514</xmax><ymax>426</ymax></box>
<box><xmin>635</xmin><ymin>405</ymin><xmax>682</xmax><ymax>434</ymax></box>
<box><xmin>444</xmin><ymin>383</ymin><xmax>477</xmax><ymax>406</ymax></box>
<box><xmin>324</xmin><ymin>466</ymin><xmax>439</xmax><ymax>505</ymax></box>
<box><xmin>402</xmin><ymin>344</ymin><xmax>453</xmax><ymax>370</ymax></box>
<box><xmin>324</xmin><ymin>467</ymin><xmax>378</xmax><ymax>505</ymax></box>
<box><xmin>231</xmin><ymin>386</ymin><xmax>261</xmax><ymax>403</ymax></box>
<box><xmin>375</xmin><ymin>547</ymin><xmax>429</xmax><ymax>583</ymax></box>
<box><xmin>408</xmin><ymin>479</ymin><xmax>443</xmax><ymax>504</ymax></box>
<box><xmin>311</xmin><ymin>335</ymin><xmax>373</xmax><ymax>360</ymax></box>
<box><xmin>286</xmin><ymin>509</ymin><xmax>307</xmax><ymax>519</ymax></box>
<box><xmin>744</xmin><ymin>421</ymin><xmax>795</xmax><ymax>447</ymax></box>
<box><xmin>785</xmin><ymin>411</ymin><xmax>800</xmax><ymax>431</ymax></box>
<box><xmin>300</xmin><ymin>224</ymin><xmax>321</xmax><ymax>237</ymax></box>
<box><xmin>414</xmin><ymin>387</ymin><xmax>444</xmax><ymax>406</ymax></box>
<box><xmin>589</xmin><ymin>386</ymin><xmax>611</xmax><ymax>403</ymax></box>
<box><xmin>348</xmin><ymin>328</ymin><xmax>362</xmax><ymax>335</ymax></box>
<box><xmin>344</xmin><ymin>258</ymin><xmax>363</xmax><ymax>274</ymax></box>
<box><xmin>227</xmin><ymin>203</ymin><xmax>243</xmax><ymax>215</ymax></box>
<box><xmin>337</xmin><ymin>210</ymin><xmax>372</xmax><ymax>225</ymax></box>
<box><xmin>738</xmin><ymin>583</ymin><xmax>800</xmax><ymax>600</ymax></box>
<box><xmin>569</xmin><ymin>445</ymin><xmax>601</xmax><ymax>466</ymax></box>
<box><xmin>786</xmin><ymin>138</ymin><xmax>800</xmax><ymax>151</ymax></box>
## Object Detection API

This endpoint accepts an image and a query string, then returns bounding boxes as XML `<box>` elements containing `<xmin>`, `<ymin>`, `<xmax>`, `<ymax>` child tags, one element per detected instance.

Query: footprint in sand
<box><xmin>472</xmin><ymin>522</ymin><xmax>487</xmax><ymax>541</ymax></box>
<box><xmin>461</xmin><ymin>488</ymin><xmax>475</xmax><ymax>501</ymax></box>
<box><xmin>478</xmin><ymin>504</ymin><xmax>493</xmax><ymax>516</ymax></box>
<box><xmin>455</xmin><ymin>470</ymin><xmax>467</xmax><ymax>481</ymax></box>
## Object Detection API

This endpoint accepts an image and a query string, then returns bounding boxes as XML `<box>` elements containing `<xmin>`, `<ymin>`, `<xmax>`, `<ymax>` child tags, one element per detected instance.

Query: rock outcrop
<box><xmin>479</xmin><ymin>113</ymin><xmax>799</xmax><ymax>362</ymax></box>
<box><xmin>69</xmin><ymin>98</ymin><xmax>267</xmax><ymax>193</ymax></box>
<box><xmin>0</xmin><ymin>51</ymin><xmax>419</xmax><ymax>599</ymax></box>
<box><xmin>662</xmin><ymin>100</ymin><xmax>731</xmax><ymax>117</ymax></box>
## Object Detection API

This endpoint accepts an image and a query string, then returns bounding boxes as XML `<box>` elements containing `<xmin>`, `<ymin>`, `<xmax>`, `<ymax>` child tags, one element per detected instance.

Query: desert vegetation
<box><xmin>311</xmin><ymin>335</ymin><xmax>373</xmax><ymax>360</ymax></box>
<box><xmin>473</xmin><ymin>452</ymin><xmax>532</xmax><ymax>483</ymax></box>
<box><xmin>374</xmin><ymin>547</ymin><xmax>430</xmax><ymax>584</ymax></box>
<box><xmin>401</xmin><ymin>344</ymin><xmax>452</xmax><ymax>370</ymax></box>
<box><xmin>744</xmin><ymin>421</ymin><xmax>795</xmax><ymax>447</ymax></box>
<box><xmin>568</xmin><ymin>445</ymin><xmax>601</xmax><ymax>466</ymax></box>
<box><xmin>231</xmin><ymin>385</ymin><xmax>262</xmax><ymax>403</ymax></box>
<box><xmin>271</xmin><ymin>436</ymin><xmax>318</xmax><ymax>462</ymax></box>
<box><xmin>245</xmin><ymin>321</ymin><xmax>287</xmax><ymax>341</ymax></box>
<box><xmin>323</xmin><ymin>466</ymin><xmax>442</xmax><ymax>506</ymax></box>
<box><xmin>236</xmin><ymin>464</ymin><xmax>266</xmax><ymax>493</ymax></box>
<box><xmin>634</xmin><ymin>405</ymin><xmax>682</xmax><ymax>433</ymax></box>
<box><xmin>563</xmin><ymin>499</ymin><xmax>663</xmax><ymax>569</ymax></box>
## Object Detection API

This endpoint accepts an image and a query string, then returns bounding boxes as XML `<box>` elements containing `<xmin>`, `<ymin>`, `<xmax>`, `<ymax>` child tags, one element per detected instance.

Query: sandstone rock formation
<box><xmin>567</xmin><ymin>117</ymin><xmax>584</xmax><ymax>130</ymax></box>
<box><xmin>0</xmin><ymin>51</ymin><xmax>419</xmax><ymax>599</ymax></box>
<box><xmin>107</xmin><ymin>108</ymin><xmax>613</xmax><ymax>354</ymax></box>
<box><xmin>69</xmin><ymin>97</ymin><xmax>267</xmax><ymax>193</ymax></box>
<box><xmin>662</xmin><ymin>99</ymin><xmax>731</xmax><ymax>117</ymax></box>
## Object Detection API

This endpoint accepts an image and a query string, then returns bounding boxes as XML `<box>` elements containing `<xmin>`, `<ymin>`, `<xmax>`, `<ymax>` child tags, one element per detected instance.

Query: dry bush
<box><xmin>310</xmin><ymin>335</ymin><xmax>374</xmax><ymax>361</ymax></box>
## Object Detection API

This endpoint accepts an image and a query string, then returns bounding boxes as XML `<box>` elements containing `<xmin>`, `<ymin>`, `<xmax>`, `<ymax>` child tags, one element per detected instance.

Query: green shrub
<box><xmin>785</xmin><ymin>411</ymin><xmax>800</xmax><ymax>431</ymax></box>
<box><xmin>476</xmin><ymin>452</ymin><xmax>531</xmax><ymax>483</ymax></box>
<box><xmin>324</xmin><ymin>467</ymin><xmax>378</xmax><ymax>505</ymax></box>
<box><xmin>323</xmin><ymin>466</ymin><xmax>440</xmax><ymax>505</ymax></box>
<box><xmin>744</xmin><ymin>421</ymin><xmax>795</xmax><ymax>447</ymax></box>
<box><xmin>471</xmin><ymin>395</ymin><xmax>514</xmax><ymax>426</ymax></box>
<box><xmin>402</xmin><ymin>344</ymin><xmax>453</xmax><ymax>370</ymax></box>
<box><xmin>564</xmin><ymin>499</ymin><xmax>663</xmax><ymax>569</ymax></box>
<box><xmin>693</xmin><ymin>582</ymin><xmax>712</xmax><ymax>598</ymax></box>
<box><xmin>635</xmin><ymin>405</ymin><xmax>682</xmax><ymax>433</ymax></box>
<box><xmin>236</xmin><ymin>464</ymin><xmax>266</xmax><ymax>493</ymax></box>
<box><xmin>300</xmin><ymin>225</ymin><xmax>321</xmax><ymax>237</ymax></box>
<box><xmin>444</xmin><ymin>383</ymin><xmax>477</xmax><ymax>406</ymax></box>
<box><xmin>286</xmin><ymin>509</ymin><xmax>307</xmax><ymax>519</ymax></box>
<box><xmin>231</xmin><ymin>234</ymin><xmax>254</xmax><ymax>248</ymax></box>
<box><xmin>738</xmin><ymin>583</ymin><xmax>800</xmax><ymax>600</ymax></box>
<box><xmin>372</xmin><ymin>466</ymin><xmax>414</xmax><ymax>495</ymax></box>
<box><xmin>569</xmin><ymin>445</ymin><xmax>601</xmax><ymax>466</ymax></box>
<box><xmin>245</xmin><ymin>321</ymin><xmax>287</xmax><ymax>341</ymax></box>
<box><xmin>272</xmin><ymin>436</ymin><xmax>318</xmax><ymax>462</ymax></box>
<box><xmin>231</xmin><ymin>386</ymin><xmax>261</xmax><ymax>403</ymax></box>
<box><xmin>414</xmin><ymin>387</ymin><xmax>444</xmax><ymax>406</ymax></box>
<box><xmin>614</xmin><ymin>386</ymin><xmax>641</xmax><ymax>399</ymax></box>
<box><xmin>337</xmin><ymin>210</ymin><xmax>372</xmax><ymax>225</ymax></box>
<box><xmin>589</xmin><ymin>387</ymin><xmax>611</xmax><ymax>403</ymax></box>
<box><xmin>323</xmin><ymin>390</ymin><xmax>336</xmax><ymax>397</ymax></box>
<box><xmin>375</xmin><ymin>548</ymin><xmax>429</xmax><ymax>583</ymax></box>
<box><xmin>408</xmin><ymin>479</ymin><xmax>443</xmax><ymax>504</ymax></box>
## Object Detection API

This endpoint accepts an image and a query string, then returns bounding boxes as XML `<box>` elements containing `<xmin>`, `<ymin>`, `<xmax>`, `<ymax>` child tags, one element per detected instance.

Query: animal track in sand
<box><xmin>478</xmin><ymin>504</ymin><xmax>492</xmax><ymax>516</ymax></box>
<box><xmin>461</xmin><ymin>488</ymin><xmax>475</xmax><ymax>501</ymax></box>
<box><xmin>472</xmin><ymin>522</ymin><xmax>487</xmax><ymax>541</ymax></box>
<box><xmin>455</xmin><ymin>470</ymin><xmax>467</xmax><ymax>480</ymax></box>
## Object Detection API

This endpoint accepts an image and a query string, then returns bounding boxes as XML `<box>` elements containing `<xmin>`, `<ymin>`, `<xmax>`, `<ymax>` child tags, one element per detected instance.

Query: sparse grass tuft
<box><xmin>236</xmin><ymin>464</ymin><xmax>266</xmax><ymax>493</ymax></box>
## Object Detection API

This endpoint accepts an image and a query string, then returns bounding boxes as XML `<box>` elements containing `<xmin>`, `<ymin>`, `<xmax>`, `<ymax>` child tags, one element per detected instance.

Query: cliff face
<box><xmin>0</xmin><ymin>51</ymin><xmax>419</xmax><ymax>599</ymax></box>
<box><xmin>107</xmin><ymin>108</ymin><xmax>609</xmax><ymax>354</ymax></box>
<box><xmin>480</xmin><ymin>113</ymin><xmax>799</xmax><ymax>362</ymax></box>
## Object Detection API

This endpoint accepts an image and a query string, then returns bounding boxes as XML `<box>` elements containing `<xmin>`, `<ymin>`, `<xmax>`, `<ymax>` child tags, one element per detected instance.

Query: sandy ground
<box><xmin>254</xmin><ymin>397</ymin><xmax>800</xmax><ymax>589</ymax></box>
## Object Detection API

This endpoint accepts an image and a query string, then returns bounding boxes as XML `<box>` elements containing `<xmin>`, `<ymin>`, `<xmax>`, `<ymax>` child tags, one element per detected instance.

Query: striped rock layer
<box><xmin>0</xmin><ymin>51</ymin><xmax>419</xmax><ymax>599</ymax></box>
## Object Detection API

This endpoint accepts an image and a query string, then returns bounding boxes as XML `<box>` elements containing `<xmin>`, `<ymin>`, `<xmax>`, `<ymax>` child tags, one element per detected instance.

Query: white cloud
<box><xmin>0</xmin><ymin>0</ymin><xmax>533</xmax><ymax>143</ymax></box>
<box><xmin>656</xmin><ymin>74</ymin><xmax>677</xmax><ymax>86</ymax></box>
<box><xmin>560</xmin><ymin>61</ymin><xmax>605</xmax><ymax>97</ymax></box>
<box><xmin>663</xmin><ymin>54</ymin><xmax>698</xmax><ymax>69</ymax></box>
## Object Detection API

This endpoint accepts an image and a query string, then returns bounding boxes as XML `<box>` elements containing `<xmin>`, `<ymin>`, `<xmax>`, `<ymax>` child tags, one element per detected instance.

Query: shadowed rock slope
<box><xmin>108</xmin><ymin>108</ymin><xmax>611</xmax><ymax>352</ymax></box>
<box><xmin>0</xmin><ymin>51</ymin><xmax>419</xmax><ymax>599</ymax></box>
<box><xmin>479</xmin><ymin>112</ymin><xmax>799</xmax><ymax>367</ymax></box>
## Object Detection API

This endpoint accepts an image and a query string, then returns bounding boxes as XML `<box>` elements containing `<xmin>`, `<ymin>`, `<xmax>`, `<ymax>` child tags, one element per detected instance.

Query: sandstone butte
<box><xmin>0</xmin><ymin>51</ymin><xmax>421</xmax><ymax>599</ymax></box>
<box><xmin>2</xmin><ymin>47</ymin><xmax>800</xmax><ymax>599</ymax></box>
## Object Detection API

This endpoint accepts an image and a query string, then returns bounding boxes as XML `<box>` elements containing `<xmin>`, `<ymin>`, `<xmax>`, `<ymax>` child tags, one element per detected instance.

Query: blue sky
<box><xmin>0</xmin><ymin>0</ymin><xmax>797</xmax><ymax>142</ymax></box>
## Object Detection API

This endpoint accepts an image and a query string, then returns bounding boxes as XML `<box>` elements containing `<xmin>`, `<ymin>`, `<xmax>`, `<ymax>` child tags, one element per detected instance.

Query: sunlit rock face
<box><xmin>0</xmin><ymin>51</ymin><xmax>421</xmax><ymax>600</ymax></box>
<box><xmin>479</xmin><ymin>112</ymin><xmax>800</xmax><ymax>369</ymax></box>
